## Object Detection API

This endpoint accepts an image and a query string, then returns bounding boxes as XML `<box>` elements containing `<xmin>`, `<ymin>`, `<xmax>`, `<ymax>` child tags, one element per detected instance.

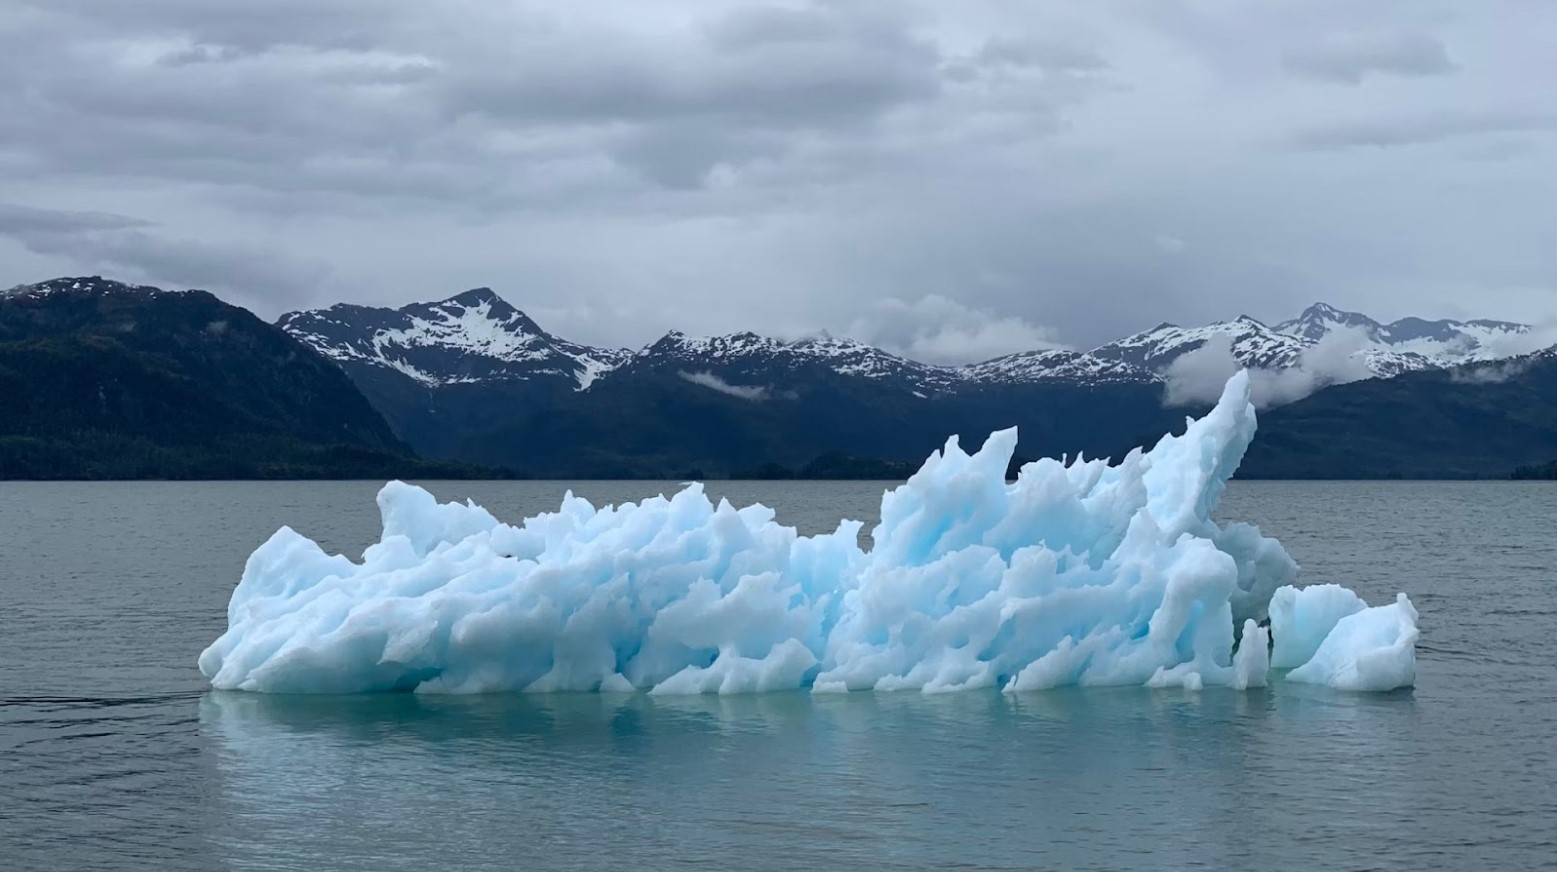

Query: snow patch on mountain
<box><xmin>1276</xmin><ymin>302</ymin><xmax>1529</xmax><ymax>367</ymax></box>
<box><xmin>1094</xmin><ymin>317</ymin><xmax>1310</xmax><ymax>371</ymax></box>
<box><xmin>280</xmin><ymin>289</ymin><xmax>628</xmax><ymax>390</ymax></box>
<box><xmin>639</xmin><ymin>330</ymin><xmax>964</xmax><ymax>393</ymax></box>
<box><xmin>973</xmin><ymin>304</ymin><xmax>1511</xmax><ymax>397</ymax></box>
<box><xmin>963</xmin><ymin>348</ymin><xmax>1153</xmax><ymax>384</ymax></box>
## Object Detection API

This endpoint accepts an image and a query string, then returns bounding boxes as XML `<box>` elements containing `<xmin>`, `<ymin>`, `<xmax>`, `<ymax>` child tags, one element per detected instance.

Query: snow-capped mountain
<box><xmin>963</xmin><ymin>348</ymin><xmax>1153</xmax><ymax>385</ymax></box>
<box><xmin>279</xmin><ymin>288</ymin><xmax>1541</xmax><ymax>396</ymax></box>
<box><xmin>969</xmin><ymin>313</ymin><xmax>1429</xmax><ymax>386</ymax></box>
<box><xmin>1274</xmin><ymin>302</ymin><xmax>1382</xmax><ymax>343</ymax></box>
<box><xmin>630</xmin><ymin>330</ymin><xmax>964</xmax><ymax>395</ymax></box>
<box><xmin>1275</xmin><ymin>302</ymin><xmax>1529</xmax><ymax>366</ymax></box>
<box><xmin>22</xmin><ymin>279</ymin><xmax>1537</xmax><ymax>392</ymax></box>
<box><xmin>1105</xmin><ymin>315</ymin><xmax>1439</xmax><ymax>379</ymax></box>
<box><xmin>279</xmin><ymin>289</ymin><xmax>628</xmax><ymax>389</ymax></box>
<box><xmin>614</xmin><ymin>304</ymin><xmax>1500</xmax><ymax>390</ymax></box>
<box><xmin>1093</xmin><ymin>317</ymin><xmax>1311</xmax><ymax>371</ymax></box>
<box><xmin>282</xmin><ymin>293</ymin><xmax>973</xmax><ymax>396</ymax></box>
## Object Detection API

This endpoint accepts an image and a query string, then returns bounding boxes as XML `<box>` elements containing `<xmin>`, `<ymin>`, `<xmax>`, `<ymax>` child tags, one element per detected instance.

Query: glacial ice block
<box><xmin>197</xmin><ymin>372</ymin><xmax>1415</xmax><ymax>695</ymax></box>
<box><xmin>1268</xmin><ymin>584</ymin><xmax>1367</xmax><ymax>668</ymax></box>
<box><xmin>1285</xmin><ymin>593</ymin><xmax>1419</xmax><ymax>692</ymax></box>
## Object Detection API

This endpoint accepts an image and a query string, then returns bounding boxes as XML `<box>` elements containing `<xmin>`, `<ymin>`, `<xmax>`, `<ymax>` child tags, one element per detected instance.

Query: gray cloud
<box><xmin>974</xmin><ymin>37</ymin><xmax>1109</xmax><ymax>74</ymax></box>
<box><xmin>2</xmin><ymin>0</ymin><xmax>950</xmax><ymax>204</ymax></box>
<box><xmin>1292</xmin><ymin>111</ymin><xmax>1557</xmax><ymax>150</ymax></box>
<box><xmin>0</xmin><ymin>203</ymin><xmax>150</xmax><ymax>235</ymax></box>
<box><xmin>19</xmin><ymin>0</ymin><xmax>409</xmax><ymax>53</ymax></box>
<box><xmin>0</xmin><ymin>203</ymin><xmax>329</xmax><ymax>310</ymax></box>
<box><xmin>1</xmin><ymin>0</ymin><xmax>1555</xmax><ymax>352</ymax></box>
<box><xmin>445</xmin><ymin>13</ymin><xmax>943</xmax><ymax>130</ymax></box>
<box><xmin>1284</xmin><ymin>32</ymin><xmax>1456</xmax><ymax>84</ymax></box>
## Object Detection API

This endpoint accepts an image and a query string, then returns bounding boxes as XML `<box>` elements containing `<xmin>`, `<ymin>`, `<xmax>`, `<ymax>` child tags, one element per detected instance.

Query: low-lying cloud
<box><xmin>1163</xmin><ymin>328</ymin><xmax>1376</xmax><ymax>409</ymax></box>
<box><xmin>678</xmin><ymin>370</ymin><xmax>769</xmax><ymax>401</ymax></box>
<box><xmin>846</xmin><ymin>295</ymin><xmax>1063</xmax><ymax>366</ymax></box>
<box><xmin>1449</xmin><ymin>360</ymin><xmax>1532</xmax><ymax>385</ymax></box>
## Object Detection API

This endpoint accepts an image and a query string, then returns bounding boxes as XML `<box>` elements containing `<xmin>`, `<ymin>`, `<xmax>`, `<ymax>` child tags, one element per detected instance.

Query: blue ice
<box><xmin>198</xmin><ymin>373</ymin><xmax>1417</xmax><ymax>694</ymax></box>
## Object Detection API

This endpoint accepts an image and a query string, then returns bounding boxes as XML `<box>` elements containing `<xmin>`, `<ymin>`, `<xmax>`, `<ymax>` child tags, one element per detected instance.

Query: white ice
<box><xmin>1284</xmin><ymin>593</ymin><xmax>1419</xmax><ymax>692</ymax></box>
<box><xmin>1268</xmin><ymin>584</ymin><xmax>1367</xmax><ymax>668</ymax></box>
<box><xmin>198</xmin><ymin>372</ymin><xmax>1418</xmax><ymax>695</ymax></box>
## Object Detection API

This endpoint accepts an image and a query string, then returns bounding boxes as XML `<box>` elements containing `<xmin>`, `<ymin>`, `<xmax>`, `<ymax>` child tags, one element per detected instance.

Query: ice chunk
<box><xmin>1286</xmin><ymin>593</ymin><xmax>1418</xmax><ymax>692</ymax></box>
<box><xmin>197</xmin><ymin>372</ymin><xmax>1415</xmax><ymax>695</ymax></box>
<box><xmin>1230</xmin><ymin>620</ymin><xmax>1270</xmax><ymax>690</ymax></box>
<box><xmin>1268</xmin><ymin>584</ymin><xmax>1367</xmax><ymax>668</ymax></box>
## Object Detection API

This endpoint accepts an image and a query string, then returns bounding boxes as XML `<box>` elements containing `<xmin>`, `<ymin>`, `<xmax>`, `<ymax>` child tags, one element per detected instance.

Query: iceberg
<box><xmin>1283</xmin><ymin>593</ymin><xmax>1419</xmax><ymax>692</ymax></box>
<box><xmin>1268</xmin><ymin>584</ymin><xmax>1367</xmax><ymax>669</ymax></box>
<box><xmin>198</xmin><ymin>372</ymin><xmax>1418</xmax><ymax>695</ymax></box>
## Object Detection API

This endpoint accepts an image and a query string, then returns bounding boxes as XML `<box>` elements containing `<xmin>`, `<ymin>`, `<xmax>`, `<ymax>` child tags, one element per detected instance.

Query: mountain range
<box><xmin>4</xmin><ymin>275</ymin><xmax>1554</xmax><ymax>479</ymax></box>
<box><xmin>281</xmin><ymin>290</ymin><xmax>1530</xmax><ymax>393</ymax></box>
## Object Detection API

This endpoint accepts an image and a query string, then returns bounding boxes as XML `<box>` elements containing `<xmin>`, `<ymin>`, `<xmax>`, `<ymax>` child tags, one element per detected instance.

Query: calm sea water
<box><xmin>2</xmin><ymin>480</ymin><xmax>1555</xmax><ymax>870</ymax></box>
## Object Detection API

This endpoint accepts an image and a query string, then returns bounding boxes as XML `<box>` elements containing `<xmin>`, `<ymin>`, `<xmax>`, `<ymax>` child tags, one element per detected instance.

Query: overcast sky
<box><xmin>2</xmin><ymin>0</ymin><xmax>1554</xmax><ymax>361</ymax></box>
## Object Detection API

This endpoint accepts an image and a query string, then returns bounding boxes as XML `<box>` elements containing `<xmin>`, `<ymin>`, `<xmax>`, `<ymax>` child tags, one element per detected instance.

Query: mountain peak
<box><xmin>419</xmin><ymin>286</ymin><xmax>550</xmax><ymax>339</ymax></box>
<box><xmin>1297</xmin><ymin>302</ymin><xmax>1379</xmax><ymax>326</ymax></box>
<box><xmin>440</xmin><ymin>287</ymin><xmax>504</xmax><ymax>308</ymax></box>
<box><xmin>640</xmin><ymin>330</ymin><xmax>690</xmax><ymax>357</ymax></box>
<box><xmin>1276</xmin><ymin>302</ymin><xmax>1382</xmax><ymax>344</ymax></box>
<box><xmin>280</xmin><ymin>290</ymin><xmax>627</xmax><ymax>389</ymax></box>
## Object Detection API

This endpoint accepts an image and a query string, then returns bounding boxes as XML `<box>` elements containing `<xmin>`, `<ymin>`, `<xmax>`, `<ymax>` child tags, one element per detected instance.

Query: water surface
<box><xmin>3</xmin><ymin>481</ymin><xmax>1554</xmax><ymax>870</ymax></box>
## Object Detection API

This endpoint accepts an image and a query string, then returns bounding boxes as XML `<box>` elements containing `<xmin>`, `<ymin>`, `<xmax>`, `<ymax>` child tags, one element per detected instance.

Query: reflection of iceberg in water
<box><xmin>199</xmin><ymin>373</ymin><xmax>1417</xmax><ymax>695</ymax></box>
<box><xmin>199</xmin><ymin>687</ymin><xmax>1423</xmax><ymax>870</ymax></box>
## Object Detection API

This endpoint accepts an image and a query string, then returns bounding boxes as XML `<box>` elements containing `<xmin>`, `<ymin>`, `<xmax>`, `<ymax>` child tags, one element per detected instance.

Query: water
<box><xmin>3</xmin><ymin>480</ymin><xmax>1555</xmax><ymax>870</ymax></box>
